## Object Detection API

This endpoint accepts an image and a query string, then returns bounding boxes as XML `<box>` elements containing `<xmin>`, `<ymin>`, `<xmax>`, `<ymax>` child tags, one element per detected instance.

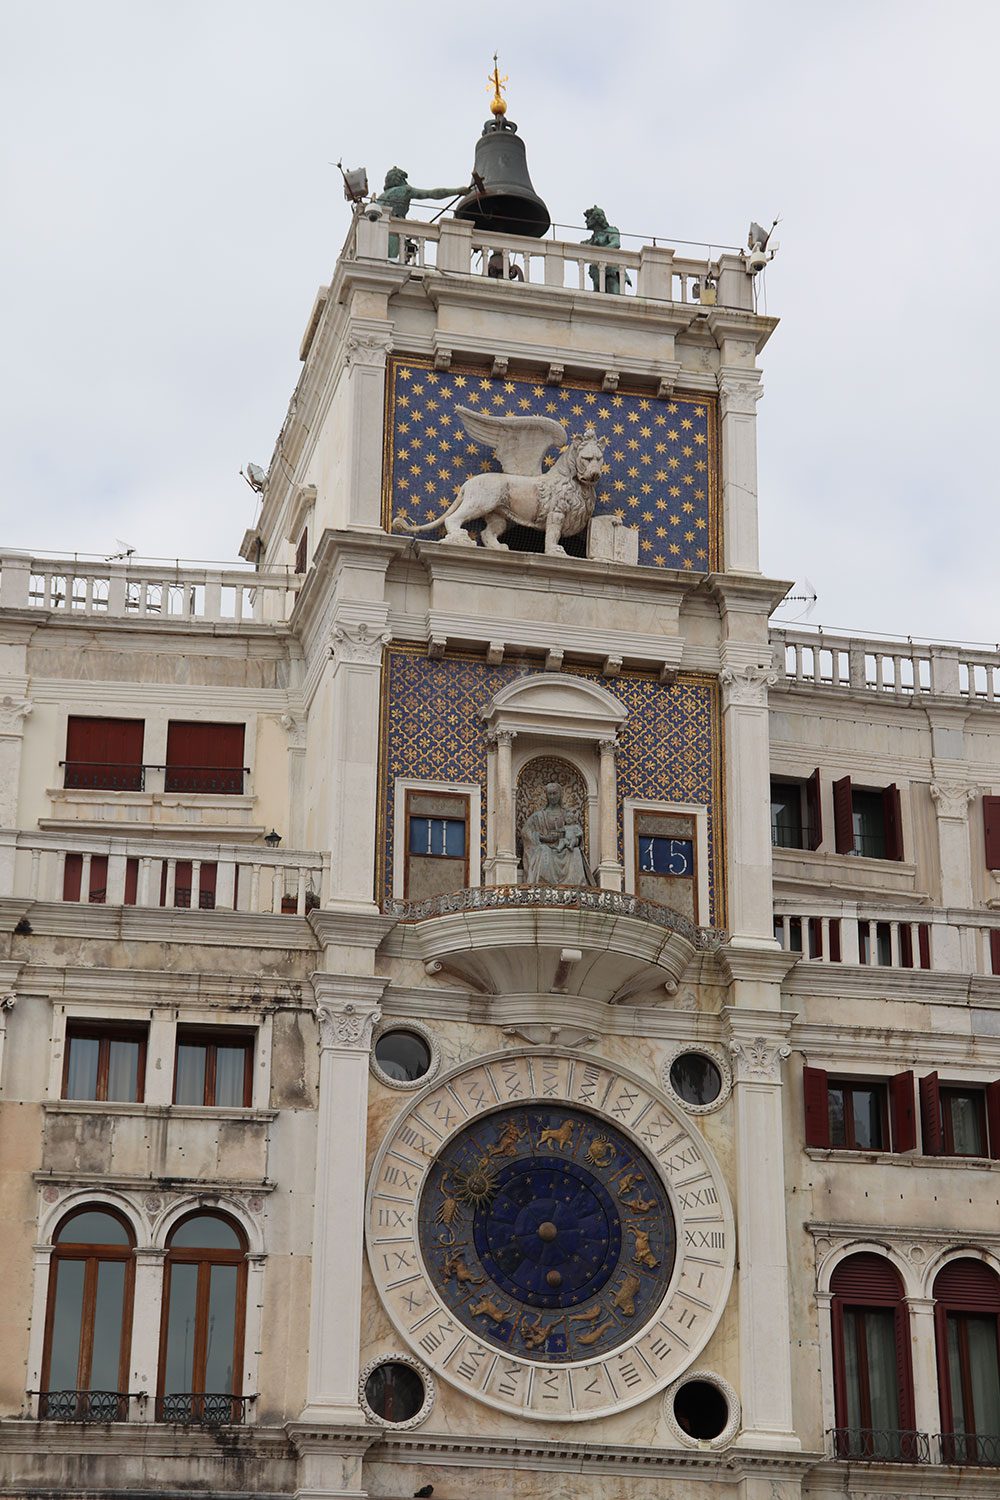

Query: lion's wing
<box><xmin>455</xmin><ymin>406</ymin><xmax>566</xmax><ymax>476</ymax></box>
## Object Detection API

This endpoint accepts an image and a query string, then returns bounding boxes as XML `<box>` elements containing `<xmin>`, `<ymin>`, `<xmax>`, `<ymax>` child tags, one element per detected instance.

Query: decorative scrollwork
<box><xmin>728</xmin><ymin>1034</ymin><xmax>791</xmax><ymax>1083</ymax></box>
<box><xmin>317</xmin><ymin>1001</ymin><xmax>382</xmax><ymax>1051</ymax></box>
<box><xmin>330</xmin><ymin>622</ymin><xmax>392</xmax><ymax>667</ymax></box>
<box><xmin>388</xmin><ymin>882</ymin><xmax>705</xmax><ymax>943</ymax></box>
<box><xmin>719</xmin><ymin>663</ymin><xmax>778</xmax><ymax>708</ymax></box>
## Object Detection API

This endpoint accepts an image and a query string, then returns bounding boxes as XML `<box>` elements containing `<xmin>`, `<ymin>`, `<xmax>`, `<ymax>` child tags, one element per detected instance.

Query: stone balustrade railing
<box><xmin>771</xmin><ymin>627</ymin><xmax>1000</xmax><ymax>703</ymax></box>
<box><xmin>7</xmin><ymin>831</ymin><xmax>326</xmax><ymax>915</ymax></box>
<box><xmin>0</xmin><ymin>552</ymin><xmax>300</xmax><ymax>626</ymax></box>
<box><xmin>775</xmin><ymin>897</ymin><xmax>1000</xmax><ymax>975</ymax></box>
<box><xmin>347</xmin><ymin>212</ymin><xmax>754</xmax><ymax>311</ymax></box>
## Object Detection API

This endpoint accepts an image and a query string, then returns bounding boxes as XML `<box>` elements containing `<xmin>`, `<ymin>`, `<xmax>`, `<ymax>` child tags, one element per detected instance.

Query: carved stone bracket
<box><xmin>280</xmin><ymin>712</ymin><xmax>307</xmax><ymax>750</ymax></box>
<box><xmin>344</xmin><ymin>330</ymin><xmax>393</xmax><ymax>369</ymax></box>
<box><xmin>719</xmin><ymin>662</ymin><xmax>778</xmax><ymax>708</ymax></box>
<box><xmin>729</xmin><ymin>1034</ymin><xmax>791</xmax><ymax>1083</ymax></box>
<box><xmin>930</xmin><ymin>781</ymin><xmax>978</xmax><ymax>820</ymax></box>
<box><xmin>329</xmin><ymin>622</ymin><xmax>392</xmax><ymax>667</ymax></box>
<box><xmin>317</xmin><ymin>1001</ymin><xmax>382</xmax><ymax>1052</ymax></box>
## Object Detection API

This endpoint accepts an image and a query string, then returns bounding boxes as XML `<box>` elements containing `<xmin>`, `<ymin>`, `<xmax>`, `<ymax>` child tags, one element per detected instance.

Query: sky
<box><xmin>3</xmin><ymin>0</ymin><xmax>998</xmax><ymax>644</ymax></box>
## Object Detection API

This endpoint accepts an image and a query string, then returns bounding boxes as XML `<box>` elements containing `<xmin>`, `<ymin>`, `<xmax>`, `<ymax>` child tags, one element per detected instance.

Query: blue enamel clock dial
<box><xmin>418</xmin><ymin>1104</ymin><xmax>676</xmax><ymax>1364</ymax></box>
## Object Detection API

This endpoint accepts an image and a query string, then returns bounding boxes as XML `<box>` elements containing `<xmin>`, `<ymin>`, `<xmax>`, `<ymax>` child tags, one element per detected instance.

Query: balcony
<box><xmin>939</xmin><ymin>1431</ymin><xmax>1000</xmax><ymax>1466</ymax></box>
<box><xmin>772</xmin><ymin>626</ymin><xmax>1000</xmax><ymax>704</ymax></box>
<box><xmin>33</xmin><ymin>1390</ymin><xmax>252</xmax><ymax>1427</ymax></box>
<box><xmin>156</xmin><ymin>1393</ymin><xmax>251</xmax><ymax>1427</ymax></box>
<box><xmin>0</xmin><ymin>551</ymin><xmax>299</xmax><ymax>626</ymax></box>
<box><xmin>829</xmin><ymin>1427</ymin><xmax>931</xmax><ymax>1464</ymax></box>
<box><xmin>775</xmin><ymin>898</ymin><xmax>1000</xmax><ymax>976</ymax></box>
<box><xmin>36</xmin><ymin>1390</ymin><xmax>129</xmax><ymax>1423</ymax></box>
<box><xmin>60</xmin><ymin>762</ymin><xmax>249</xmax><ymax>795</ymax></box>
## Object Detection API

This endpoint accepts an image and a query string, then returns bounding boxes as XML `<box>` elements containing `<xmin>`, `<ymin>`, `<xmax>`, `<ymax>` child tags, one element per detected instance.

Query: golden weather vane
<box><xmin>488</xmin><ymin>52</ymin><xmax>508</xmax><ymax>117</ymax></box>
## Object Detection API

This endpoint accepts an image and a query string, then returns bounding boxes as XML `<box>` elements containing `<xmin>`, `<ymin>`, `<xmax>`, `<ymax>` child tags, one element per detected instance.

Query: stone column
<box><xmin>596</xmin><ymin>738</ymin><xmax>622</xmax><ymax>890</ymax></box>
<box><xmin>343</xmin><ymin>326</ymin><xmax>393</xmax><ymax>531</ymax></box>
<box><xmin>718</xmin><ymin>373</ymin><xmax>763</xmax><ymax>573</ymax></box>
<box><xmin>906</xmin><ymin>1295</ymin><xmax>940</xmax><ymax>1442</ymax></box>
<box><xmin>0</xmin><ymin>695</ymin><xmax>31</xmax><ymax>897</ymax></box>
<box><xmin>720</xmin><ymin>662</ymin><xmax>779</xmax><ymax>947</ymax></box>
<box><xmin>326</xmin><ymin>620</ymin><xmax>391</xmax><ymax>911</ymax></box>
<box><xmin>282</xmin><ymin>713</ymin><xmax>309</xmax><ymax>851</ymax></box>
<box><xmin>489</xmin><ymin>730</ymin><xmax>519</xmax><ymax>884</ymax></box>
<box><xmin>724</xmin><ymin>994</ymin><xmax>799</xmax><ymax>1450</ymax></box>
<box><xmin>301</xmin><ymin>976</ymin><xmax>385</xmax><ymax>1425</ymax></box>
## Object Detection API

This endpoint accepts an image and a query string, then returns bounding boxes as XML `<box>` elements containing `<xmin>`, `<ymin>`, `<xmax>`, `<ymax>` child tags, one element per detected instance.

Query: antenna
<box><xmin>335</xmin><ymin>160</ymin><xmax>369</xmax><ymax>204</ymax></box>
<box><xmin>775</xmin><ymin>578</ymin><xmax>818</xmax><ymax>624</ymax></box>
<box><xmin>241</xmin><ymin>463</ymin><xmax>268</xmax><ymax>495</ymax></box>
<box><xmin>106</xmin><ymin>540</ymin><xmax>136</xmax><ymax>562</ymax></box>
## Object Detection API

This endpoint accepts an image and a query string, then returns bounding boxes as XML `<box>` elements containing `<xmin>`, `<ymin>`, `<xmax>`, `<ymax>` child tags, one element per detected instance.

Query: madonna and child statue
<box><xmin>520</xmin><ymin>782</ymin><xmax>596</xmax><ymax>887</ymax></box>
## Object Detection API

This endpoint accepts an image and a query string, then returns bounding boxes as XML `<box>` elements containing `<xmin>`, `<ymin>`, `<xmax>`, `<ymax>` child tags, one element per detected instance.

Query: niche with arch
<box><xmin>515</xmin><ymin>755</ymin><xmax>592</xmax><ymax>877</ymax></box>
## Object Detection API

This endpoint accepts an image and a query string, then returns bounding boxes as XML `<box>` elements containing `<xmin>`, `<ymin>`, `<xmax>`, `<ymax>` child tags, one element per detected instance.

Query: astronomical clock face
<box><xmin>366</xmin><ymin>1050</ymin><xmax>734</xmax><ymax>1420</ymax></box>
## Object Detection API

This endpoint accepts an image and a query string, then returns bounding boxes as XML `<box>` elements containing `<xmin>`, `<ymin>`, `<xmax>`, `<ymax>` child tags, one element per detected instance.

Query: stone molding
<box><xmin>809</xmin><ymin>1221</ymin><xmax>1000</xmax><ymax>1300</ymax></box>
<box><xmin>719</xmin><ymin>662</ymin><xmax>778</xmax><ymax>708</ymax></box>
<box><xmin>344</xmin><ymin>329</ymin><xmax>393</xmax><ymax>369</ymax></box>
<box><xmin>330</xmin><ymin>621</ymin><xmax>392</xmax><ymax>667</ymax></box>
<box><xmin>279</xmin><ymin>711</ymin><xmax>308</xmax><ymax>750</ymax></box>
<box><xmin>929</xmin><ymin>780</ymin><xmax>978</xmax><ymax>819</ymax></box>
<box><xmin>661</xmin><ymin>1040</ymin><xmax>733</xmax><ymax>1115</ymax></box>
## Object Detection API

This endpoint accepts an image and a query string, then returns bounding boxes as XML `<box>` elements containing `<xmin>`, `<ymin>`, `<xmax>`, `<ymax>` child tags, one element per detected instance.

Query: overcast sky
<box><xmin>3</xmin><ymin>1</ymin><xmax>998</xmax><ymax>644</ymax></box>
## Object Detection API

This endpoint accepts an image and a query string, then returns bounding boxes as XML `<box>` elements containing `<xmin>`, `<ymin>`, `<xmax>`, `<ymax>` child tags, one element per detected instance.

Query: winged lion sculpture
<box><xmin>392</xmin><ymin>406</ymin><xmax>604</xmax><ymax>556</ymax></box>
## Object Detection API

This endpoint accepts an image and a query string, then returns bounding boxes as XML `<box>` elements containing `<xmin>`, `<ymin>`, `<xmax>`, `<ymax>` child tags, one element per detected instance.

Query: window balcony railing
<box><xmin>156</xmin><ymin>1392</ymin><xmax>251</xmax><ymax>1427</ymax></box>
<box><xmin>161</xmin><ymin>765</ymin><xmax>248</xmax><ymax>796</ymax></box>
<box><xmin>830</xmin><ymin>1427</ymin><xmax>931</xmax><ymax>1464</ymax></box>
<box><xmin>939</xmin><ymin>1431</ymin><xmax>1000</xmax><ymax>1466</ymax></box>
<box><xmin>37</xmin><ymin>1389</ymin><xmax>129</xmax><ymax>1422</ymax></box>
<box><xmin>771</xmin><ymin>821</ymin><xmax>815</xmax><ymax>850</ymax></box>
<box><xmin>60</xmin><ymin>762</ymin><xmax>248</xmax><ymax>795</ymax></box>
<box><xmin>61</xmin><ymin>760</ymin><xmax>146</xmax><ymax>792</ymax></box>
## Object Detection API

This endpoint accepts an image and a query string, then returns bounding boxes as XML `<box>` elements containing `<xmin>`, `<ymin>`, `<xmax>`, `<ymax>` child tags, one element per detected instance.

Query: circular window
<box><xmin>664</xmin><ymin>1371</ymin><xmax>740</xmax><ymax>1447</ymax></box>
<box><xmin>670</xmin><ymin>1053</ymin><xmax>722</xmax><ymax>1106</ymax></box>
<box><xmin>370</xmin><ymin>1021</ymin><xmax>438</xmax><ymax>1089</ymax></box>
<box><xmin>662</xmin><ymin>1043</ymin><xmax>732</xmax><ymax>1115</ymax></box>
<box><xmin>359</xmin><ymin>1356</ymin><xmax>434</xmax><ymax>1428</ymax></box>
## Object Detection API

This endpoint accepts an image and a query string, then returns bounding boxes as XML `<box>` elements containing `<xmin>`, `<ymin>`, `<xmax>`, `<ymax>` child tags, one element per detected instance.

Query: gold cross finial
<box><xmin>488</xmin><ymin>53</ymin><xmax>508</xmax><ymax>117</ymax></box>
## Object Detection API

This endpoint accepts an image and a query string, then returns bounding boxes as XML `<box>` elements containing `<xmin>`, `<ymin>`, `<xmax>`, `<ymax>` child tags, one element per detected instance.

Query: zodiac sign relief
<box><xmin>520</xmin><ymin>1313</ymin><xmax>558</xmax><ymax>1351</ymax></box>
<box><xmin>436</xmin><ymin>1177</ymin><xmax>462</xmax><ymax>1229</ymax></box>
<box><xmin>440</xmin><ymin>1250</ymin><xmax>485</xmax><ymax>1287</ymax></box>
<box><xmin>486</xmin><ymin>1118</ymin><xmax>525</xmax><ymax>1160</ymax></box>
<box><xmin>469</xmin><ymin>1294</ymin><xmax>513</xmax><ymax>1325</ymax></box>
<box><xmin>630</xmin><ymin>1226</ymin><xmax>660</xmax><ymax>1270</ymax></box>
<box><xmin>585</xmin><ymin>1133</ymin><xmax>616</xmax><ymax>1168</ymax></box>
<box><xmin>538</xmin><ymin>1119</ymin><xmax>575</xmax><ymax>1151</ymax></box>
<box><xmin>610</xmin><ymin>1273</ymin><xmax>642</xmax><ymax>1317</ymax></box>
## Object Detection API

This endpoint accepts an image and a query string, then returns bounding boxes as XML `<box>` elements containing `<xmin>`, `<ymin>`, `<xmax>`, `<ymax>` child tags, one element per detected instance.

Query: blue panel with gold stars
<box><xmin>418</xmin><ymin>1105</ymin><xmax>676</xmax><ymax>1364</ymax></box>
<box><xmin>383</xmin><ymin>358</ymin><xmax>718</xmax><ymax>572</ymax></box>
<box><xmin>378</xmin><ymin>645</ymin><xmax>723</xmax><ymax>924</ymax></box>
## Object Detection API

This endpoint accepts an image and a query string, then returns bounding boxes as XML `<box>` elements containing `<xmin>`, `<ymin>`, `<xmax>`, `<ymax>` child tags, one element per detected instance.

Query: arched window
<box><xmin>830</xmin><ymin>1253</ymin><xmax>919</xmax><ymax>1461</ymax></box>
<box><xmin>157</xmin><ymin>1212</ymin><xmax>247</xmax><ymax>1425</ymax></box>
<box><xmin>40</xmin><ymin>1206</ymin><xmax>135</xmax><ymax>1421</ymax></box>
<box><xmin>934</xmin><ymin>1258</ymin><xmax>1000</xmax><ymax>1465</ymax></box>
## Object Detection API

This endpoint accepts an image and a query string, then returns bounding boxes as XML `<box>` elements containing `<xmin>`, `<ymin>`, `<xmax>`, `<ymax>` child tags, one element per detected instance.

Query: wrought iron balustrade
<box><xmin>388</xmin><ymin>882</ymin><xmax>714</xmax><ymax>944</ymax></box>
<box><xmin>61</xmin><ymin>760</ymin><xmax>145</xmax><ymax>792</ymax></box>
<box><xmin>156</xmin><ymin>1392</ymin><xmax>251</xmax><ymax>1426</ymax></box>
<box><xmin>37</xmin><ymin>1389</ymin><xmax>129</xmax><ymax>1422</ymax></box>
<box><xmin>939</xmin><ymin>1430</ymin><xmax>1000</xmax><ymax>1466</ymax></box>
<box><xmin>830</xmin><ymin>1427</ymin><xmax>930</xmax><ymax>1463</ymax></box>
<box><xmin>770</xmin><ymin>821</ymin><xmax>814</xmax><ymax>850</ymax></box>
<box><xmin>161</xmin><ymin>765</ymin><xmax>248</xmax><ymax>795</ymax></box>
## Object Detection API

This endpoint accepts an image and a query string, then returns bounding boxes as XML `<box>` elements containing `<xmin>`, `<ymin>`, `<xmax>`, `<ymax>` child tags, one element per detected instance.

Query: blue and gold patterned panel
<box><xmin>378</xmin><ymin>646</ymin><xmax>722</xmax><ymax>922</ymax></box>
<box><xmin>418</xmin><ymin>1104</ymin><xmax>676</xmax><ymax>1364</ymax></box>
<box><xmin>383</xmin><ymin>358</ymin><xmax>718</xmax><ymax>572</ymax></box>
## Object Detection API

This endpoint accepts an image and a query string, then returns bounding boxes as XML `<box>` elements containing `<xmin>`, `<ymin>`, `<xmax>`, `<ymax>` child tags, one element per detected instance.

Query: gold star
<box><xmin>454</xmin><ymin>374</ymin><xmax>467</xmax><ymax>387</ymax></box>
<box><xmin>399</xmin><ymin>368</ymin><xmax>412</xmax><ymax>379</ymax></box>
<box><xmin>504</xmin><ymin>381</ymin><xmax>515</xmax><ymax>393</ymax></box>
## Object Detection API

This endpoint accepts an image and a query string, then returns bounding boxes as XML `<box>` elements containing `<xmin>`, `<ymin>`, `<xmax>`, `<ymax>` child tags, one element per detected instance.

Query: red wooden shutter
<box><xmin>124</xmin><ymin>858</ymin><xmax>138</xmax><ymax>906</ymax></box>
<box><xmin>803</xmin><ymin>1065</ymin><xmax>830</xmax><ymax>1148</ymax></box>
<box><xmin>918</xmin><ymin>923</ymin><xmax>931</xmax><ymax>969</ymax></box>
<box><xmin>295</xmin><ymin>528</ymin><xmax>308</xmax><ymax>574</ymax></box>
<box><xmin>831</xmin><ymin>1251</ymin><xmax>904</xmax><ymax>1300</ymax></box>
<box><xmin>984</xmin><ymin>796</ymin><xmax>1000</xmax><ymax>870</ymax></box>
<box><xmin>829</xmin><ymin>919</ymin><xmax>842</xmax><ymax>963</ymax></box>
<box><xmin>883</xmin><ymin>783</ymin><xmax>904</xmax><ymax>861</ymax></box>
<box><xmin>63</xmin><ymin>853</ymin><xmax>83</xmax><ymax>902</ymax></box>
<box><xmin>920</xmin><ymin>1072</ymin><xmax>943</xmax><ymax>1155</ymax></box>
<box><xmin>986</xmin><ymin>1081</ymin><xmax>1000</xmax><ymax>1161</ymax></box>
<box><xmin>990</xmin><ymin>929</ymin><xmax>1000</xmax><ymax>976</ymax></box>
<box><xmin>165</xmin><ymin>722</ymin><xmax>245</xmax><ymax>793</ymax></box>
<box><xmin>833</xmin><ymin>776</ymin><xmax>854</xmax><ymax>854</ymax></box>
<box><xmin>899</xmin><ymin>925</ymin><xmax>913</xmax><ymax>968</ymax></box>
<box><xmin>198</xmin><ymin>863</ymin><xmax>217</xmax><ymax>910</ymax></box>
<box><xmin>88</xmin><ymin>855</ymin><xmax>108</xmax><ymax>904</ymax></box>
<box><xmin>933</xmin><ymin>1257</ymin><xmax>1000</xmax><ymax>1309</ymax></box>
<box><xmin>806</xmin><ymin>768</ymin><xmax>823</xmax><ymax>850</ymax></box>
<box><xmin>173</xmin><ymin>861</ymin><xmax>192</xmax><ymax>908</ymax></box>
<box><xmin>65</xmin><ymin>716</ymin><xmax>144</xmax><ymax>790</ymax></box>
<box><xmin>889</xmin><ymin>1071</ymin><xmax>916</xmax><ymax>1152</ymax></box>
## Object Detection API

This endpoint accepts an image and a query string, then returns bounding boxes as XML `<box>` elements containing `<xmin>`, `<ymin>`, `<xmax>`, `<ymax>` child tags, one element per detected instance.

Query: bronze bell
<box><xmin>454</xmin><ymin>115</ymin><xmax>550</xmax><ymax>239</ymax></box>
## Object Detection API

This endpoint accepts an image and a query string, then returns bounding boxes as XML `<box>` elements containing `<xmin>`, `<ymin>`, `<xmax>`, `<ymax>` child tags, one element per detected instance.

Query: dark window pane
<box><xmin>852</xmin><ymin>1087</ymin><xmax>884</xmax><ymax>1150</ymax></box>
<box><xmin>852</xmin><ymin>790</ymin><xmax>886</xmax><ymax>859</ymax></box>
<box><xmin>967</xmin><ymin>1314</ymin><xmax>1000</xmax><ymax>1435</ymax></box>
<box><xmin>949</xmin><ymin>1092</ymin><xmax>985</xmax><ymax>1155</ymax></box>
<box><xmin>214</xmin><ymin>1046</ymin><xmax>248</xmax><ymax>1108</ymax></box>
<box><xmin>89</xmin><ymin>1260</ymin><xmax>125</xmax><ymax>1390</ymax></box>
<box><xmin>175</xmin><ymin>1044</ymin><xmax>206</xmax><ymax>1105</ymax></box>
<box><xmin>364</xmin><ymin>1361</ymin><xmax>425</xmax><ymax>1423</ymax></box>
<box><xmin>170</xmin><ymin>1215</ymin><xmax>241</xmax><ymax>1250</ymax></box>
<box><xmin>163</xmin><ymin>1261</ymin><xmax>198</xmax><ymax>1394</ymax></box>
<box><xmin>107</xmin><ymin>1039</ymin><xmax>140</xmax><ymax>1102</ymax></box>
<box><xmin>669</xmin><ymin>1053</ymin><xmax>722</xmax><ymax>1105</ymax></box>
<box><xmin>65</xmin><ymin>1036</ymin><xmax>100</xmax><ymax>1100</ymax></box>
<box><xmin>771</xmin><ymin>781</ymin><xmax>810</xmax><ymax>849</ymax></box>
<box><xmin>56</xmin><ymin>1210</ymin><xmax>130</xmax><ymax>1245</ymax></box>
<box><xmin>205</xmin><ymin>1264</ymin><xmax>237</xmax><ymax>1392</ymax></box>
<box><xmin>863</xmin><ymin>1309</ymin><xmax>901</xmax><ymax>1430</ymax></box>
<box><xmin>374</xmin><ymin>1030</ymin><xmax>432</xmax><ymax>1083</ymax></box>
<box><xmin>828</xmin><ymin>1086</ymin><xmax>847</xmax><ymax>1148</ymax></box>
<box><xmin>47</xmin><ymin>1259</ymin><xmax>85</xmax><ymax>1389</ymax></box>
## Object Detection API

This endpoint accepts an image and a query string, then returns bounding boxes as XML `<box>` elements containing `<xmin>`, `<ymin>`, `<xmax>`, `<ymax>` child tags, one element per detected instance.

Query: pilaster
<box><xmin>300</xmin><ymin>975</ymin><xmax>386</xmax><ymax>1429</ymax></box>
<box><xmin>718</xmin><ymin>371</ymin><xmax>763</xmax><ymax>572</ymax></box>
<box><xmin>342</xmin><ymin>321</ymin><xmax>393</xmax><ymax>531</ymax></box>
<box><xmin>596</xmin><ymin>736</ymin><xmax>622</xmax><ymax>890</ymax></box>
<box><xmin>930</xmin><ymin>776</ymin><xmax>977</xmax><ymax>908</ymax></box>
<box><xmin>720</xmin><ymin>661</ymin><xmax>780</xmax><ymax>947</ymax></box>
<box><xmin>324</xmin><ymin>613</ymin><xmax>391</xmax><ymax>912</ymax></box>
<box><xmin>906</xmin><ymin>1295</ymin><xmax>941</xmax><ymax>1440</ymax></box>
<box><xmin>723</xmin><ymin>999</ymin><xmax>799</xmax><ymax>1450</ymax></box>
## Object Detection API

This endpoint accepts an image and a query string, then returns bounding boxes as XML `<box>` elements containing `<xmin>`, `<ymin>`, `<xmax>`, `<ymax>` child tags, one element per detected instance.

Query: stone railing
<box><xmin>347</xmin><ymin>212</ymin><xmax>754</xmax><ymax>311</ymax></box>
<box><xmin>8</xmin><ymin>831</ymin><xmax>326</xmax><ymax>915</ymax></box>
<box><xmin>771</xmin><ymin>627</ymin><xmax>1000</xmax><ymax>703</ymax></box>
<box><xmin>775</xmin><ymin>897</ymin><xmax>1000</xmax><ymax>975</ymax></box>
<box><xmin>0</xmin><ymin>552</ymin><xmax>300</xmax><ymax>626</ymax></box>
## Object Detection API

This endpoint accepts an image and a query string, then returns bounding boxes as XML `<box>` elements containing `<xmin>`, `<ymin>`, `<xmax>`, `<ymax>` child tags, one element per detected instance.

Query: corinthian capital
<box><xmin>329</xmin><ymin>622</ymin><xmax>392</xmax><ymax>667</ymax></box>
<box><xmin>719</xmin><ymin>662</ymin><xmax>778</xmax><ymax>708</ymax></box>
<box><xmin>317</xmin><ymin>1000</ymin><xmax>382</xmax><ymax>1052</ymax></box>
<box><xmin>729</xmin><ymin>1034</ymin><xmax>791</xmax><ymax>1083</ymax></box>
<box><xmin>345</xmin><ymin>329</ymin><xmax>393</xmax><ymax>369</ymax></box>
<box><xmin>0</xmin><ymin>695</ymin><xmax>32</xmax><ymax>736</ymax></box>
<box><xmin>718</xmin><ymin>375</ymin><xmax>763</xmax><ymax>417</ymax></box>
<box><xmin>929</xmin><ymin>781</ymin><xmax>977</xmax><ymax>820</ymax></box>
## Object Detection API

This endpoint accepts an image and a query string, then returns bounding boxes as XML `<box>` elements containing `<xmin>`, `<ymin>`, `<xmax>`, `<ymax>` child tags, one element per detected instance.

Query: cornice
<box><xmin>378</xmin><ymin>985</ymin><xmax>728</xmax><ymax>1043</ymax></box>
<box><xmin>784</xmin><ymin>962</ymin><xmax>1000</xmax><ymax>1005</ymax></box>
<box><xmin>5</xmin><ymin>901</ymin><xmax>319</xmax><ymax>952</ymax></box>
<box><xmin>716</xmin><ymin>945</ymin><xmax>800</xmax><ymax>985</ymax></box>
<box><xmin>0</xmin><ymin>1421</ymin><xmax>295</xmax><ymax>1460</ymax></box>
<box><xmin>792</xmin><ymin>1019</ymin><xmax>1000</xmax><ymax>1068</ymax></box>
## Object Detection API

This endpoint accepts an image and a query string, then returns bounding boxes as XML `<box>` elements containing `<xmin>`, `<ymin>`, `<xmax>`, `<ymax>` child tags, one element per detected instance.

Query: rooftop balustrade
<box><xmin>0</xmin><ymin>551</ymin><xmax>299</xmax><ymax>626</ymax></box>
<box><xmin>775</xmin><ymin>897</ymin><xmax>1000</xmax><ymax>976</ymax></box>
<box><xmin>772</xmin><ymin>626</ymin><xmax>1000</xmax><ymax>704</ymax></box>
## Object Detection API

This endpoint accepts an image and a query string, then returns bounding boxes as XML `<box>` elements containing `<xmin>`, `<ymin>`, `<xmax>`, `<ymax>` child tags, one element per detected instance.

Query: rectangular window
<box><xmin>160</xmin><ymin>862</ymin><xmax>218</xmax><ymax>910</ymax></box>
<box><xmin>164</xmin><ymin>722</ymin><xmax>245</xmax><ymax>795</ymax></box>
<box><xmin>984</xmin><ymin>796</ymin><xmax>1000</xmax><ymax>871</ymax></box>
<box><xmin>919</xmin><ymin>1073</ymin><xmax>1000</xmax><ymax>1158</ymax></box>
<box><xmin>174</xmin><ymin>1029</ymin><xmax>253</xmax><ymax>1107</ymax></box>
<box><xmin>294</xmin><ymin>527</ymin><xmax>309</xmax><ymax>575</ymax></box>
<box><xmin>64</xmin><ymin>717</ymin><xmax>144</xmax><ymax>792</ymax></box>
<box><xmin>63</xmin><ymin>1024</ymin><xmax>146</xmax><ymax>1103</ymax></box>
<box><xmin>804</xmin><ymin>1067</ymin><xmax>916</xmax><ymax>1152</ymax></box>
<box><xmin>828</xmin><ymin>1081</ymin><xmax>888</xmax><ymax>1150</ymax></box>
<box><xmin>833</xmin><ymin>777</ymin><xmax>904</xmax><ymax>861</ymax></box>
<box><xmin>770</xmin><ymin>773</ymin><xmax>821</xmax><ymax>850</ymax></box>
<box><xmin>403</xmin><ymin>790</ymin><xmax>470</xmax><ymax>901</ymax></box>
